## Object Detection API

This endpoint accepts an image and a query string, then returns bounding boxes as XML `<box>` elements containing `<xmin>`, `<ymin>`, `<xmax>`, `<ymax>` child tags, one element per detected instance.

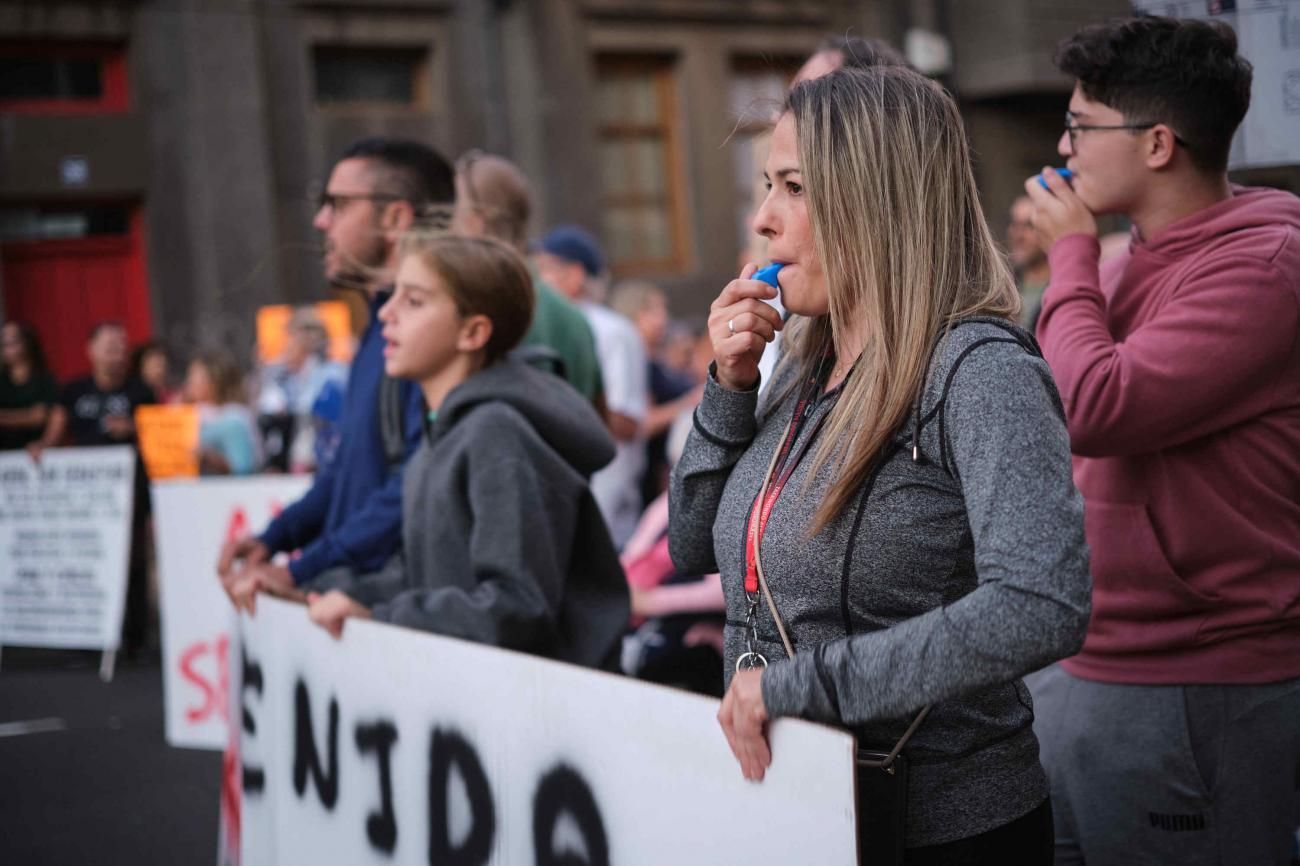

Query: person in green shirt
<box><xmin>450</xmin><ymin>150</ymin><xmax>603</xmax><ymax>404</ymax></box>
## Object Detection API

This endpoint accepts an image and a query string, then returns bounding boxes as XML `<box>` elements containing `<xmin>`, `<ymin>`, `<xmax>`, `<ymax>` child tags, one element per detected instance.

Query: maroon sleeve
<box><xmin>1038</xmin><ymin>233</ymin><xmax>1300</xmax><ymax>457</ymax></box>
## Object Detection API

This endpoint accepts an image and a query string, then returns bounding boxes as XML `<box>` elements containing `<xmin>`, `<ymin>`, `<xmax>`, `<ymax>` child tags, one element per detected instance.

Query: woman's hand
<box><xmin>708</xmin><ymin>264</ymin><xmax>784</xmax><ymax>392</ymax></box>
<box><xmin>718</xmin><ymin>668</ymin><xmax>772</xmax><ymax>781</ymax></box>
<box><xmin>307</xmin><ymin>590</ymin><xmax>372</xmax><ymax>639</ymax></box>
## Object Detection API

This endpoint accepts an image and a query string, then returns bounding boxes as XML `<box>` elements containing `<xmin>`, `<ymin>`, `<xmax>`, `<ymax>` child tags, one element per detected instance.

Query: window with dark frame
<box><xmin>312</xmin><ymin>45</ymin><xmax>430</xmax><ymax>108</ymax></box>
<box><xmin>0</xmin><ymin>43</ymin><xmax>128</xmax><ymax>112</ymax></box>
<box><xmin>594</xmin><ymin>54</ymin><xmax>689</xmax><ymax>274</ymax></box>
<box><xmin>0</xmin><ymin>206</ymin><xmax>131</xmax><ymax>243</ymax></box>
<box><xmin>0</xmin><ymin>57</ymin><xmax>101</xmax><ymax>101</ymax></box>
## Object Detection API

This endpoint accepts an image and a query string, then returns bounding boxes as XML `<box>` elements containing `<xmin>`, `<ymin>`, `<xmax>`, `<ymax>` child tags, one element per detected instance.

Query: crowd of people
<box><xmin>4</xmin><ymin>13</ymin><xmax>1298</xmax><ymax>865</ymax></box>
<box><xmin>0</xmin><ymin>314</ymin><xmax>353</xmax><ymax>476</ymax></box>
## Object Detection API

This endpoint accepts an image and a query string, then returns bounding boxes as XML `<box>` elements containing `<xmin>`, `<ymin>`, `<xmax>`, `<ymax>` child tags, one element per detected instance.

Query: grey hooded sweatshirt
<box><xmin>344</xmin><ymin>359</ymin><xmax>630</xmax><ymax>669</ymax></box>
<box><xmin>669</xmin><ymin>318</ymin><xmax>1091</xmax><ymax>847</ymax></box>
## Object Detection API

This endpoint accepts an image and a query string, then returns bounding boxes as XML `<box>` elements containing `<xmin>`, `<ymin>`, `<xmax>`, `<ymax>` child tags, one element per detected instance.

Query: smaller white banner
<box><xmin>0</xmin><ymin>446</ymin><xmax>135</xmax><ymax>650</ymax></box>
<box><xmin>235</xmin><ymin>597</ymin><xmax>859</xmax><ymax>865</ymax></box>
<box><xmin>154</xmin><ymin>475</ymin><xmax>311</xmax><ymax>750</ymax></box>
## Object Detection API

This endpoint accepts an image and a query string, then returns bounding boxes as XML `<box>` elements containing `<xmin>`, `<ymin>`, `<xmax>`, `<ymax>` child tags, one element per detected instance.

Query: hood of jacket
<box><xmin>1134</xmin><ymin>185</ymin><xmax>1300</xmax><ymax>261</ymax></box>
<box><xmin>431</xmin><ymin>357</ymin><xmax>614</xmax><ymax>476</ymax></box>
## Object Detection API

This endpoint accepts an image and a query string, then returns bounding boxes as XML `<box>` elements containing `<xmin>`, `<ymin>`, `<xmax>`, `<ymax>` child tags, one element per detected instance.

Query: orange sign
<box><xmin>135</xmin><ymin>404</ymin><xmax>200</xmax><ymax>479</ymax></box>
<box><xmin>256</xmin><ymin>302</ymin><xmax>354</xmax><ymax>364</ymax></box>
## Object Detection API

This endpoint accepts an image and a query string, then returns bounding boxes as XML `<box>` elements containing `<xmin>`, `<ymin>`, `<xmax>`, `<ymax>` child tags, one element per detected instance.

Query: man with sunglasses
<box><xmin>1024</xmin><ymin>16</ymin><xmax>1300</xmax><ymax>866</ymax></box>
<box><xmin>219</xmin><ymin>138</ymin><xmax>455</xmax><ymax>600</ymax></box>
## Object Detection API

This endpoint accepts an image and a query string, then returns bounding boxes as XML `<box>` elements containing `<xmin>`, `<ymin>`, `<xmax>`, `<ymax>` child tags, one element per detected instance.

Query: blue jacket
<box><xmin>259</xmin><ymin>289</ymin><xmax>423</xmax><ymax>582</ymax></box>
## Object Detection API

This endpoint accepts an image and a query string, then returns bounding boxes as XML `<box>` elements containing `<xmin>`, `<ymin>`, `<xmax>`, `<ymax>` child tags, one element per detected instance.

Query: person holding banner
<box><xmin>218</xmin><ymin>139</ymin><xmax>453</xmax><ymax>594</ymax></box>
<box><xmin>305</xmin><ymin>233</ymin><xmax>629</xmax><ymax>669</ymax></box>
<box><xmin>28</xmin><ymin>320</ymin><xmax>158</xmax><ymax>653</ymax></box>
<box><xmin>669</xmin><ymin>66</ymin><xmax>1090</xmax><ymax>862</ymax></box>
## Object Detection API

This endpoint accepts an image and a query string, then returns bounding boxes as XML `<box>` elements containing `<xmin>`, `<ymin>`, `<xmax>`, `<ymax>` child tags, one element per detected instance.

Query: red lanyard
<box><xmin>743</xmin><ymin>375</ymin><xmax>835</xmax><ymax>594</ymax></box>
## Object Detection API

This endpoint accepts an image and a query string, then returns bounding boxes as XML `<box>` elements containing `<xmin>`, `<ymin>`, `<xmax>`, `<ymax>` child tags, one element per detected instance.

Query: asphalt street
<box><xmin>0</xmin><ymin>648</ymin><xmax>221</xmax><ymax>865</ymax></box>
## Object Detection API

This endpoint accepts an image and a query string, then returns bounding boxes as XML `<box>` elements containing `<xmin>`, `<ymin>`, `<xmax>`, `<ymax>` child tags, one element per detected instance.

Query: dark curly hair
<box><xmin>339</xmin><ymin>138</ymin><xmax>455</xmax><ymax>208</ymax></box>
<box><xmin>1055</xmin><ymin>16</ymin><xmax>1252</xmax><ymax>173</ymax></box>
<box><xmin>2</xmin><ymin>321</ymin><xmax>50</xmax><ymax>377</ymax></box>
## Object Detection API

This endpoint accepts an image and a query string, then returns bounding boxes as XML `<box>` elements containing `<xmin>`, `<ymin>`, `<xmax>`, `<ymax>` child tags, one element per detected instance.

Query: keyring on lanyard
<box><xmin>736</xmin><ymin>595</ymin><xmax>768</xmax><ymax>672</ymax></box>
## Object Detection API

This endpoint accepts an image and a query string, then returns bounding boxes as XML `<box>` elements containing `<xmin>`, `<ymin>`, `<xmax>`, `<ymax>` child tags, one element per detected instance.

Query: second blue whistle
<box><xmin>754</xmin><ymin>263</ymin><xmax>784</xmax><ymax>289</ymax></box>
<box><xmin>1036</xmin><ymin>168</ymin><xmax>1073</xmax><ymax>189</ymax></box>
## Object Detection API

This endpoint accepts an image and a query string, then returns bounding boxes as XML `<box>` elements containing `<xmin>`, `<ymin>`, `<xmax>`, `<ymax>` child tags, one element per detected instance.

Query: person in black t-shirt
<box><xmin>0</xmin><ymin>321</ymin><xmax>59</xmax><ymax>451</ymax></box>
<box><xmin>31</xmin><ymin>321</ymin><xmax>154</xmax><ymax>455</ymax></box>
<box><xmin>58</xmin><ymin>374</ymin><xmax>155</xmax><ymax>446</ymax></box>
<box><xmin>31</xmin><ymin>320</ymin><xmax>157</xmax><ymax>654</ymax></box>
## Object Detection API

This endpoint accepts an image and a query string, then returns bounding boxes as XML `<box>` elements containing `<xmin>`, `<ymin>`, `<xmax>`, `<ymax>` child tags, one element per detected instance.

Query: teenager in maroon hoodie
<box><xmin>1024</xmin><ymin>16</ymin><xmax>1300</xmax><ymax>866</ymax></box>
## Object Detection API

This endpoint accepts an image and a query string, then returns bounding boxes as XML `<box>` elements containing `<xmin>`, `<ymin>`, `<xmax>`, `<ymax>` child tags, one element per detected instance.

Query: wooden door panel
<box><xmin>2</xmin><ymin>211</ymin><xmax>151</xmax><ymax>380</ymax></box>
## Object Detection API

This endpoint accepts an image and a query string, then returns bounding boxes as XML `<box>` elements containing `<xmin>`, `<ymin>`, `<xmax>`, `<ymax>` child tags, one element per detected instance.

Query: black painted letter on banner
<box><xmin>241</xmin><ymin>647</ymin><xmax>263</xmax><ymax>734</ymax></box>
<box><xmin>428</xmin><ymin>728</ymin><xmax>495</xmax><ymax>866</ymax></box>
<box><xmin>533</xmin><ymin>764</ymin><xmax>609</xmax><ymax>866</ymax></box>
<box><xmin>355</xmin><ymin>720</ymin><xmax>399</xmax><ymax>853</ymax></box>
<box><xmin>292</xmin><ymin>678</ymin><xmax>339</xmax><ymax>808</ymax></box>
<box><xmin>241</xmin><ymin>646</ymin><xmax>265</xmax><ymax>794</ymax></box>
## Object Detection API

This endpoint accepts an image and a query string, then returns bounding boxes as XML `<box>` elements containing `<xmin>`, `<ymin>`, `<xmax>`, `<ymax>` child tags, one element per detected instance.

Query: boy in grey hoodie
<box><xmin>308</xmin><ymin>233</ymin><xmax>628</xmax><ymax>669</ymax></box>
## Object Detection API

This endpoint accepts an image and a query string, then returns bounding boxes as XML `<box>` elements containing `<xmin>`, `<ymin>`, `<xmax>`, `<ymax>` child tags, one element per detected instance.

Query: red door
<box><xmin>2</xmin><ymin>206</ymin><xmax>152</xmax><ymax>380</ymax></box>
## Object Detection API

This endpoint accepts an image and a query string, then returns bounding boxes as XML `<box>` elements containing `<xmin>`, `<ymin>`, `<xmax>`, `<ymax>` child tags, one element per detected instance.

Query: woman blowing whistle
<box><xmin>669</xmin><ymin>66</ymin><xmax>1090</xmax><ymax>863</ymax></box>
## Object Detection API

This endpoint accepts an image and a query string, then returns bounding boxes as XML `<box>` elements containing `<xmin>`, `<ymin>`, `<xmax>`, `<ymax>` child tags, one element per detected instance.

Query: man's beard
<box><xmin>326</xmin><ymin>234</ymin><xmax>389</xmax><ymax>293</ymax></box>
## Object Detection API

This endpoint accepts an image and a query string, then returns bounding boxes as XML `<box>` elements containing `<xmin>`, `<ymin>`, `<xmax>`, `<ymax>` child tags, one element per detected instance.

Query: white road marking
<box><xmin>0</xmin><ymin>717</ymin><xmax>68</xmax><ymax>738</ymax></box>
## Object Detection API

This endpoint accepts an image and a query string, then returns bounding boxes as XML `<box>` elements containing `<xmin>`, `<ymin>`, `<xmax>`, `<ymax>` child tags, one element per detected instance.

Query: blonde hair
<box><xmin>190</xmin><ymin>350</ymin><xmax>246</xmax><ymax>405</ymax></box>
<box><xmin>454</xmin><ymin>151</ymin><xmax>533</xmax><ymax>251</ymax></box>
<box><xmin>608</xmin><ymin>279</ymin><xmax>665</xmax><ymax>321</ymax></box>
<box><xmin>397</xmin><ymin>231</ymin><xmax>535</xmax><ymax>366</ymax></box>
<box><xmin>782</xmin><ymin>66</ymin><xmax>1020</xmax><ymax>533</ymax></box>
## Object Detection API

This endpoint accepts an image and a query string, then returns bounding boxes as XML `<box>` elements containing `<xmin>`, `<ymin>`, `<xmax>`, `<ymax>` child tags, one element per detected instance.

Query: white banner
<box><xmin>154</xmin><ymin>475</ymin><xmax>311</xmax><ymax>750</ymax></box>
<box><xmin>0</xmin><ymin>446</ymin><xmax>135</xmax><ymax>650</ymax></box>
<box><xmin>234</xmin><ymin>597</ymin><xmax>858</xmax><ymax>865</ymax></box>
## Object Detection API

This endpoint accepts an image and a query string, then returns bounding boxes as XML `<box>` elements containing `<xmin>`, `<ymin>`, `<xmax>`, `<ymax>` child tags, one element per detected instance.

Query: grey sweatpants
<box><xmin>1026</xmin><ymin>664</ymin><xmax>1300</xmax><ymax>866</ymax></box>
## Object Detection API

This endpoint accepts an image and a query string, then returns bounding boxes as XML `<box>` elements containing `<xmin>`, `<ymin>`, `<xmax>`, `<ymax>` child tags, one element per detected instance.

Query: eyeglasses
<box><xmin>313</xmin><ymin>190</ymin><xmax>403</xmax><ymax>212</ymax></box>
<box><xmin>1064</xmin><ymin>111</ymin><xmax>1187</xmax><ymax>152</ymax></box>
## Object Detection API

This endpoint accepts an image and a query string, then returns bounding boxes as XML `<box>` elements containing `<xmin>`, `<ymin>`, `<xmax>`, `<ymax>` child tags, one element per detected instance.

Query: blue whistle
<box><xmin>1036</xmin><ymin>168</ymin><xmax>1073</xmax><ymax>189</ymax></box>
<box><xmin>753</xmin><ymin>263</ymin><xmax>784</xmax><ymax>289</ymax></box>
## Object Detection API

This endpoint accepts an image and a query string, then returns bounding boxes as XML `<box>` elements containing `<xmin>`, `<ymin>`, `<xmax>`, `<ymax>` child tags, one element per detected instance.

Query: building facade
<box><xmin>1</xmin><ymin>0</ymin><xmax>1127</xmax><ymax>376</ymax></box>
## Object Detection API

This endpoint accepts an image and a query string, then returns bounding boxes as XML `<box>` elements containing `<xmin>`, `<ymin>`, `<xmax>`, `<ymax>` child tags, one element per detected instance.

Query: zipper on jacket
<box><xmin>838</xmin><ymin>442</ymin><xmax>901</xmax><ymax>637</ymax></box>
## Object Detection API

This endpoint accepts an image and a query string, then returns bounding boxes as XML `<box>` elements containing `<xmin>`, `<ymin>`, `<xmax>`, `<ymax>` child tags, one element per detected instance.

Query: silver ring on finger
<box><xmin>728</xmin><ymin>318</ymin><xmax>735</xmax><ymax>336</ymax></box>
